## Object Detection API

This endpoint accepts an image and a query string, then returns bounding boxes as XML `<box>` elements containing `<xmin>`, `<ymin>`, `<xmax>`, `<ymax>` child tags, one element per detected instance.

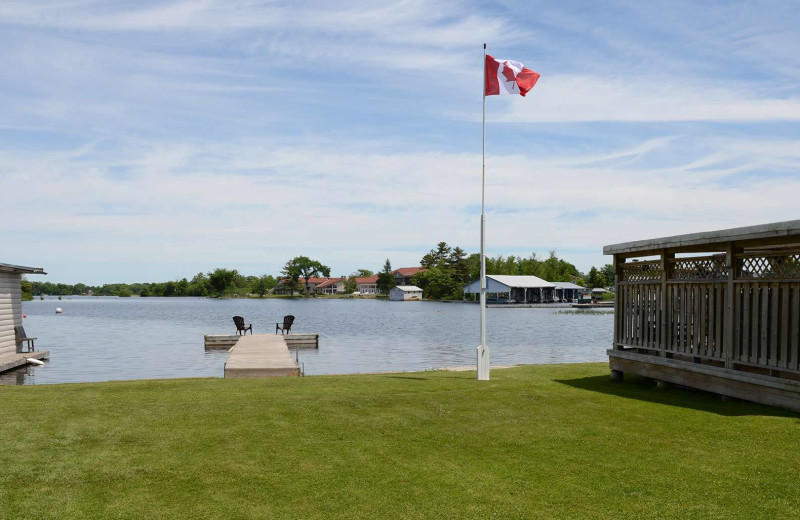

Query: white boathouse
<box><xmin>390</xmin><ymin>285</ymin><xmax>423</xmax><ymax>301</ymax></box>
<box><xmin>463</xmin><ymin>275</ymin><xmax>556</xmax><ymax>303</ymax></box>
<box><xmin>0</xmin><ymin>262</ymin><xmax>48</xmax><ymax>373</ymax></box>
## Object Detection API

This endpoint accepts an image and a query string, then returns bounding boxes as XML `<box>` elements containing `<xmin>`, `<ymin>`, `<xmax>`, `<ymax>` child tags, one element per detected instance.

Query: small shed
<box><xmin>604</xmin><ymin>219</ymin><xmax>800</xmax><ymax>412</ymax></box>
<box><xmin>463</xmin><ymin>275</ymin><xmax>556</xmax><ymax>303</ymax></box>
<box><xmin>390</xmin><ymin>285</ymin><xmax>423</xmax><ymax>301</ymax></box>
<box><xmin>1</xmin><ymin>263</ymin><xmax>46</xmax><ymax>368</ymax></box>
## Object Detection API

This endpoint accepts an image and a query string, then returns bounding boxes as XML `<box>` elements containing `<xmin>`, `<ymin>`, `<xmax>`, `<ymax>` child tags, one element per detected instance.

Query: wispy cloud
<box><xmin>1</xmin><ymin>1</ymin><xmax>798</xmax><ymax>282</ymax></box>
<box><xmin>2</xmin><ymin>132</ymin><xmax>799</xmax><ymax>281</ymax></box>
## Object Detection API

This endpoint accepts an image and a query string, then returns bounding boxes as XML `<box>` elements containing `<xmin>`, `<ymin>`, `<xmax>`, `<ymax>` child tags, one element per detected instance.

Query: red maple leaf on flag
<box><xmin>501</xmin><ymin>62</ymin><xmax>517</xmax><ymax>83</ymax></box>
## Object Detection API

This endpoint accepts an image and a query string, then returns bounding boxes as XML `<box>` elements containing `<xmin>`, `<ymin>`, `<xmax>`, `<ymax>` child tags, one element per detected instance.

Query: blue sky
<box><xmin>1</xmin><ymin>0</ymin><xmax>799</xmax><ymax>284</ymax></box>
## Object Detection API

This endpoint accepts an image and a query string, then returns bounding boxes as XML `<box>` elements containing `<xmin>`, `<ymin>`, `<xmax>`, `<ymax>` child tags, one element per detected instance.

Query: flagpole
<box><xmin>477</xmin><ymin>43</ymin><xmax>489</xmax><ymax>381</ymax></box>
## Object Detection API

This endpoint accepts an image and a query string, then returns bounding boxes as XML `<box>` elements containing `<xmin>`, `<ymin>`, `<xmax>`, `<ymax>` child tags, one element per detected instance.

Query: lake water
<box><xmin>4</xmin><ymin>297</ymin><xmax>613</xmax><ymax>385</ymax></box>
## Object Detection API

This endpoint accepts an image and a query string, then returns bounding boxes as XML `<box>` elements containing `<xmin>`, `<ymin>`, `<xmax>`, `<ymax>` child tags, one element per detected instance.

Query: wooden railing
<box><xmin>615</xmin><ymin>249</ymin><xmax>800</xmax><ymax>374</ymax></box>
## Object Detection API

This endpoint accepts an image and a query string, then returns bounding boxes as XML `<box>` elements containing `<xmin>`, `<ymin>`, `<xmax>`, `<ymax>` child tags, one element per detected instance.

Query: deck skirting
<box><xmin>609</xmin><ymin>349</ymin><xmax>800</xmax><ymax>412</ymax></box>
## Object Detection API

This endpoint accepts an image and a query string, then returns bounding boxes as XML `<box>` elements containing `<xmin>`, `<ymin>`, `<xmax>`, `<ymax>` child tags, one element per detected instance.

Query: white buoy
<box><xmin>55</xmin><ymin>308</ymin><xmax>63</xmax><ymax>314</ymax></box>
<box><xmin>26</xmin><ymin>358</ymin><xmax>45</xmax><ymax>366</ymax></box>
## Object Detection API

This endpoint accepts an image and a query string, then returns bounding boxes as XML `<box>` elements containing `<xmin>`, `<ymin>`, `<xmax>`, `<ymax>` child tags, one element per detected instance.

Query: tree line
<box><xmin>25</xmin><ymin>269</ymin><xmax>278</xmax><ymax>299</ymax></box>
<box><xmin>22</xmin><ymin>247</ymin><xmax>615</xmax><ymax>300</ymax></box>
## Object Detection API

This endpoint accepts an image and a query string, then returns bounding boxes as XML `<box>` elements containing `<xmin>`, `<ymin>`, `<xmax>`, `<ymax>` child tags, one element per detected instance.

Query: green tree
<box><xmin>421</xmin><ymin>242</ymin><xmax>452</xmax><ymax>268</ymax></box>
<box><xmin>354</xmin><ymin>269</ymin><xmax>374</xmax><ymax>277</ymax></box>
<box><xmin>189</xmin><ymin>272</ymin><xmax>210</xmax><ymax>296</ymax></box>
<box><xmin>176</xmin><ymin>278</ymin><xmax>189</xmax><ymax>296</ymax></box>
<box><xmin>413</xmin><ymin>266</ymin><xmax>460</xmax><ymax>300</ymax></box>
<box><xmin>251</xmin><ymin>275</ymin><xmax>276</xmax><ymax>297</ymax></box>
<box><xmin>21</xmin><ymin>277</ymin><xmax>33</xmax><ymax>301</ymax></box>
<box><xmin>118</xmin><ymin>286</ymin><xmax>132</xmax><ymax>297</ymax></box>
<box><xmin>282</xmin><ymin>256</ymin><xmax>331</xmax><ymax>296</ymax></box>
<box><xmin>585</xmin><ymin>267</ymin><xmax>602</xmax><ymax>289</ymax></box>
<box><xmin>600</xmin><ymin>264</ymin><xmax>615</xmax><ymax>288</ymax></box>
<box><xmin>208</xmin><ymin>268</ymin><xmax>240</xmax><ymax>297</ymax></box>
<box><xmin>376</xmin><ymin>259</ymin><xmax>396</xmax><ymax>294</ymax></box>
<box><xmin>448</xmin><ymin>246</ymin><xmax>469</xmax><ymax>285</ymax></box>
<box><xmin>344</xmin><ymin>276</ymin><xmax>358</xmax><ymax>294</ymax></box>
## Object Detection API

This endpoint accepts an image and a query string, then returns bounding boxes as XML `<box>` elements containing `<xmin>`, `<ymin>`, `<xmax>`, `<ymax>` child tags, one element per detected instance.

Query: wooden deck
<box><xmin>0</xmin><ymin>350</ymin><xmax>50</xmax><ymax>374</ymax></box>
<box><xmin>605</xmin><ymin>219</ymin><xmax>800</xmax><ymax>412</ymax></box>
<box><xmin>223</xmin><ymin>334</ymin><xmax>301</xmax><ymax>378</ymax></box>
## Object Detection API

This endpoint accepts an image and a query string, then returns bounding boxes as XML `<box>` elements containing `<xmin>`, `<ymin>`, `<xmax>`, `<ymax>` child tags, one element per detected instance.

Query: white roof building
<box><xmin>390</xmin><ymin>285</ymin><xmax>423</xmax><ymax>301</ymax></box>
<box><xmin>463</xmin><ymin>275</ymin><xmax>555</xmax><ymax>294</ymax></box>
<box><xmin>0</xmin><ymin>263</ymin><xmax>46</xmax><ymax>361</ymax></box>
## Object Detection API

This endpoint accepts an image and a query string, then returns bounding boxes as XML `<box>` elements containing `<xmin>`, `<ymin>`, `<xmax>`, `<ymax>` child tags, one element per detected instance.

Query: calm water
<box><xmin>3</xmin><ymin>297</ymin><xmax>613</xmax><ymax>385</ymax></box>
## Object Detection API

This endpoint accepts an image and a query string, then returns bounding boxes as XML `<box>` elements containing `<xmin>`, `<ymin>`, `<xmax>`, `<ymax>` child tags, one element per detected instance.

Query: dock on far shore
<box><xmin>204</xmin><ymin>333</ymin><xmax>318</xmax><ymax>379</ymax></box>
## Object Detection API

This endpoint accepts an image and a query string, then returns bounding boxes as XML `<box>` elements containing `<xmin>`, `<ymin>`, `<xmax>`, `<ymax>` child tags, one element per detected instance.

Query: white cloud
<box><xmin>487</xmin><ymin>74</ymin><xmax>800</xmax><ymax>123</ymax></box>
<box><xmin>2</xmin><ymin>133</ymin><xmax>799</xmax><ymax>282</ymax></box>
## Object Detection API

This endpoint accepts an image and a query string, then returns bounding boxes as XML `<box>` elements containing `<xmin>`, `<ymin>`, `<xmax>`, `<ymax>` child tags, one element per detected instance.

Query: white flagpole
<box><xmin>477</xmin><ymin>43</ymin><xmax>489</xmax><ymax>381</ymax></box>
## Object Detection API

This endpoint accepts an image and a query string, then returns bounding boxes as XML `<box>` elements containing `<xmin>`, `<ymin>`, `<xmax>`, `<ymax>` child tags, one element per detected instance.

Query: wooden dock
<box><xmin>205</xmin><ymin>333</ymin><xmax>319</xmax><ymax>351</ymax></box>
<box><xmin>0</xmin><ymin>350</ymin><xmax>50</xmax><ymax>375</ymax></box>
<box><xmin>224</xmin><ymin>335</ymin><xmax>300</xmax><ymax>378</ymax></box>
<box><xmin>204</xmin><ymin>333</ymin><xmax>318</xmax><ymax>378</ymax></box>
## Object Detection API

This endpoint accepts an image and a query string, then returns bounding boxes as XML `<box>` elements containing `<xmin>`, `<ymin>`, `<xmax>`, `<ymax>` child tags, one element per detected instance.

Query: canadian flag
<box><xmin>484</xmin><ymin>54</ymin><xmax>540</xmax><ymax>97</ymax></box>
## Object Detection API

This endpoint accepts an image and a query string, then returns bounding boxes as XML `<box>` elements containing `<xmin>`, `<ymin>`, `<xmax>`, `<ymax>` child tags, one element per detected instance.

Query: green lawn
<box><xmin>2</xmin><ymin>363</ymin><xmax>799</xmax><ymax>519</ymax></box>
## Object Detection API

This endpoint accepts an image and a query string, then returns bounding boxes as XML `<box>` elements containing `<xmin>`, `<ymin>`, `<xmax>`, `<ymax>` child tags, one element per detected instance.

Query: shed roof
<box><xmin>393</xmin><ymin>285</ymin><xmax>422</xmax><ymax>292</ymax></box>
<box><xmin>604</xmin><ymin>219</ymin><xmax>800</xmax><ymax>256</ymax></box>
<box><xmin>552</xmin><ymin>281</ymin><xmax>584</xmax><ymax>290</ymax></box>
<box><xmin>485</xmin><ymin>275</ymin><xmax>555</xmax><ymax>289</ymax></box>
<box><xmin>0</xmin><ymin>262</ymin><xmax>46</xmax><ymax>275</ymax></box>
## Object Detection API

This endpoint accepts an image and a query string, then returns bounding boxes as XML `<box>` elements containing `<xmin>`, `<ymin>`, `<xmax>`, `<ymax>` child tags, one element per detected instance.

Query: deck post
<box><xmin>613</xmin><ymin>255</ymin><xmax>624</xmax><ymax>350</ymax></box>
<box><xmin>660</xmin><ymin>250</ymin><xmax>673</xmax><ymax>357</ymax></box>
<box><xmin>724</xmin><ymin>242</ymin><xmax>736</xmax><ymax>369</ymax></box>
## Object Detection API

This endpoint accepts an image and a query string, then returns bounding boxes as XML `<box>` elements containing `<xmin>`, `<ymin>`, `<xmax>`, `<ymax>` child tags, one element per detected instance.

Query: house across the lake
<box><xmin>315</xmin><ymin>277</ymin><xmax>346</xmax><ymax>295</ymax></box>
<box><xmin>355</xmin><ymin>275</ymin><xmax>379</xmax><ymax>295</ymax></box>
<box><xmin>393</xmin><ymin>267</ymin><xmax>427</xmax><ymax>286</ymax></box>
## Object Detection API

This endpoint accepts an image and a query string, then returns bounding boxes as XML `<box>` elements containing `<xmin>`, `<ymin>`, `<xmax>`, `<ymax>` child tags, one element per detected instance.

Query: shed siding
<box><xmin>0</xmin><ymin>272</ymin><xmax>22</xmax><ymax>356</ymax></box>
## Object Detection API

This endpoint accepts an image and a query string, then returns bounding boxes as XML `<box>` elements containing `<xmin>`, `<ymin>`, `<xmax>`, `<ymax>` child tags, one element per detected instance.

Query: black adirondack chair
<box><xmin>15</xmin><ymin>326</ymin><xmax>36</xmax><ymax>352</ymax></box>
<box><xmin>232</xmin><ymin>316</ymin><xmax>253</xmax><ymax>335</ymax></box>
<box><xmin>276</xmin><ymin>315</ymin><xmax>294</xmax><ymax>335</ymax></box>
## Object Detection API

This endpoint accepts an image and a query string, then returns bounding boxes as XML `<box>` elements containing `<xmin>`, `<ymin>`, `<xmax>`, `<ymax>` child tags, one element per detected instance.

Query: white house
<box><xmin>390</xmin><ymin>285</ymin><xmax>423</xmax><ymax>301</ymax></box>
<box><xmin>356</xmin><ymin>275</ymin><xmax>379</xmax><ymax>295</ymax></box>
<box><xmin>315</xmin><ymin>277</ymin><xmax>346</xmax><ymax>294</ymax></box>
<box><xmin>0</xmin><ymin>263</ymin><xmax>45</xmax><ymax>359</ymax></box>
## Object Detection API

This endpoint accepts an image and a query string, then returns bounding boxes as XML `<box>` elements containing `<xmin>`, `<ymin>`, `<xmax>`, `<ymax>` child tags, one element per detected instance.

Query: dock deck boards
<box><xmin>0</xmin><ymin>351</ymin><xmax>50</xmax><ymax>374</ymax></box>
<box><xmin>224</xmin><ymin>334</ymin><xmax>300</xmax><ymax>378</ymax></box>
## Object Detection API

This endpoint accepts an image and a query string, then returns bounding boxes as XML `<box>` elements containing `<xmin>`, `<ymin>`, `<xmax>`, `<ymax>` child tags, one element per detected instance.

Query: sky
<box><xmin>1</xmin><ymin>0</ymin><xmax>799</xmax><ymax>284</ymax></box>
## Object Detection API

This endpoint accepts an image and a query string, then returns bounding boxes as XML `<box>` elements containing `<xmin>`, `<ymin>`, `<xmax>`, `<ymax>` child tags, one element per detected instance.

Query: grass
<box><xmin>2</xmin><ymin>363</ymin><xmax>800</xmax><ymax>519</ymax></box>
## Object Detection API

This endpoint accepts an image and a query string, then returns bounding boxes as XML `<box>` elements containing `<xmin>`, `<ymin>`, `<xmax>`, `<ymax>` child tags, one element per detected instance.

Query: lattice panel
<box><xmin>671</xmin><ymin>257</ymin><xmax>727</xmax><ymax>280</ymax></box>
<box><xmin>621</xmin><ymin>262</ymin><xmax>663</xmax><ymax>282</ymax></box>
<box><xmin>739</xmin><ymin>254</ymin><xmax>800</xmax><ymax>279</ymax></box>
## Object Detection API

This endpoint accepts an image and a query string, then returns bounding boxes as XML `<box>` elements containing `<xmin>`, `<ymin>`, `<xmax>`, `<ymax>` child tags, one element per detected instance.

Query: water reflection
<box><xmin>0</xmin><ymin>366</ymin><xmax>31</xmax><ymax>386</ymax></box>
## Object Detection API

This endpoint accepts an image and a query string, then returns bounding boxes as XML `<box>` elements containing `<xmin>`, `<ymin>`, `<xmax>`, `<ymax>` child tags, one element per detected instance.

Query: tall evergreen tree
<box><xmin>376</xmin><ymin>259</ymin><xmax>396</xmax><ymax>294</ymax></box>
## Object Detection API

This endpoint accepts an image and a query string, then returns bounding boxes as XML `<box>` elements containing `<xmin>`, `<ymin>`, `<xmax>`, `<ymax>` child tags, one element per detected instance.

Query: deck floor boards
<box><xmin>224</xmin><ymin>334</ymin><xmax>300</xmax><ymax>378</ymax></box>
<box><xmin>0</xmin><ymin>351</ymin><xmax>50</xmax><ymax>375</ymax></box>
